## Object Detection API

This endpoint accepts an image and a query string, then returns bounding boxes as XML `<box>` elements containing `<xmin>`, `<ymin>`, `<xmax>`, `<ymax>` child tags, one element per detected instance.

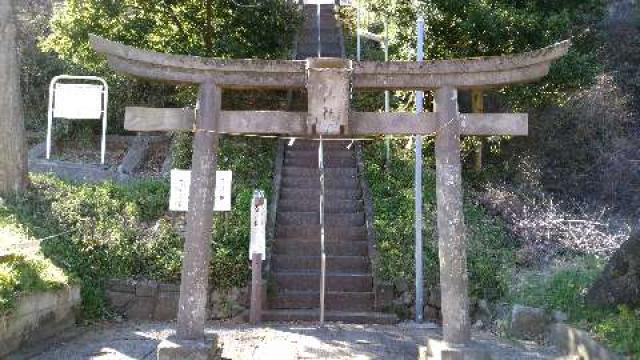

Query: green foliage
<box><xmin>0</xmin><ymin>254</ymin><xmax>70</xmax><ymax>315</ymax></box>
<box><xmin>33</xmin><ymin>0</ymin><xmax>301</xmax><ymax>134</ymax></box>
<box><xmin>341</xmin><ymin>0</ymin><xmax>604</xmax><ymax>109</ymax></box>
<box><xmin>509</xmin><ymin>258</ymin><xmax>640</xmax><ymax>356</ymax></box>
<box><xmin>210</xmin><ymin>137</ymin><xmax>276</xmax><ymax>289</ymax></box>
<box><xmin>0</xmin><ymin>136</ymin><xmax>274</xmax><ymax>318</ymax></box>
<box><xmin>363</xmin><ymin>139</ymin><xmax>515</xmax><ymax>301</ymax></box>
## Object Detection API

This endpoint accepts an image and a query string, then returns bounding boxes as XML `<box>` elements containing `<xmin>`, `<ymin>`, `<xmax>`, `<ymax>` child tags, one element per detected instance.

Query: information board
<box><xmin>169</xmin><ymin>169</ymin><xmax>232</xmax><ymax>212</ymax></box>
<box><xmin>53</xmin><ymin>83</ymin><xmax>104</xmax><ymax>120</ymax></box>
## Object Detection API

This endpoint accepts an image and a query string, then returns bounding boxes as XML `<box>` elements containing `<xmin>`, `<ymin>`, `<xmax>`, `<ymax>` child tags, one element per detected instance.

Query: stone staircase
<box><xmin>263</xmin><ymin>140</ymin><xmax>397</xmax><ymax>324</ymax></box>
<box><xmin>296</xmin><ymin>4</ymin><xmax>343</xmax><ymax>59</ymax></box>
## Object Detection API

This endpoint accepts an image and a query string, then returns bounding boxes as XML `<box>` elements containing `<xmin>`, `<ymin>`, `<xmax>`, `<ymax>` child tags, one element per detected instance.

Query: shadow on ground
<box><xmin>14</xmin><ymin>320</ymin><xmax>560</xmax><ymax>360</ymax></box>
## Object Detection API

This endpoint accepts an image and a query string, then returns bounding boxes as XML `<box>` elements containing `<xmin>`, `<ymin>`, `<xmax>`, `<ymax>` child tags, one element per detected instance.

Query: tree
<box><xmin>0</xmin><ymin>0</ymin><xmax>28</xmax><ymax>193</ymax></box>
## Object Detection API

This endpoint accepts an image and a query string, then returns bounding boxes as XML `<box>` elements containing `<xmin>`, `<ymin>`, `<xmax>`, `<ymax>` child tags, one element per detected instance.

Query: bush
<box><xmin>509</xmin><ymin>258</ymin><xmax>640</xmax><ymax>356</ymax></box>
<box><xmin>0</xmin><ymin>136</ymin><xmax>275</xmax><ymax>318</ymax></box>
<box><xmin>363</xmin><ymin>139</ymin><xmax>516</xmax><ymax>302</ymax></box>
<box><xmin>0</xmin><ymin>254</ymin><xmax>70</xmax><ymax>315</ymax></box>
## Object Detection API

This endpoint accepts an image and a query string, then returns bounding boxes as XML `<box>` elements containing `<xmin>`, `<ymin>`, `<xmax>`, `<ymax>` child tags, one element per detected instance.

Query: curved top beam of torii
<box><xmin>90</xmin><ymin>35</ymin><xmax>570</xmax><ymax>90</ymax></box>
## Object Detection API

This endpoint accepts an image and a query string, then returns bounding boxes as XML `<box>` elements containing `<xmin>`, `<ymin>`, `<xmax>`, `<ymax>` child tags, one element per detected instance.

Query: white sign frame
<box><xmin>47</xmin><ymin>75</ymin><xmax>109</xmax><ymax>164</ymax></box>
<box><xmin>169</xmin><ymin>169</ymin><xmax>233</xmax><ymax>212</ymax></box>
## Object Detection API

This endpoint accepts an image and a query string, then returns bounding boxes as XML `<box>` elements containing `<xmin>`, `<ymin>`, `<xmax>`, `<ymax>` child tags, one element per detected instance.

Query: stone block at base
<box><xmin>157</xmin><ymin>335</ymin><xmax>221</xmax><ymax>360</ymax></box>
<box><xmin>419</xmin><ymin>339</ymin><xmax>493</xmax><ymax>360</ymax></box>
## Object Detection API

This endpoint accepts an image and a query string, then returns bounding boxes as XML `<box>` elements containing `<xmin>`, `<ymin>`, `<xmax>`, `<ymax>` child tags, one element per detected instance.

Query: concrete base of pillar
<box><xmin>418</xmin><ymin>339</ymin><xmax>492</xmax><ymax>360</ymax></box>
<box><xmin>157</xmin><ymin>335</ymin><xmax>221</xmax><ymax>360</ymax></box>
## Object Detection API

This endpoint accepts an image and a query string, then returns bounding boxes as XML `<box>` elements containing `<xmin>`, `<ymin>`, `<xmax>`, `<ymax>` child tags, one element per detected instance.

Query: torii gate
<box><xmin>90</xmin><ymin>35</ymin><xmax>569</xmax><ymax>358</ymax></box>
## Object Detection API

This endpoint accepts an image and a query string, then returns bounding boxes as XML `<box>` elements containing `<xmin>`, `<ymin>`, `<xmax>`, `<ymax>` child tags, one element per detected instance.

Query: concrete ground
<box><xmin>14</xmin><ymin>320</ymin><xmax>559</xmax><ymax>360</ymax></box>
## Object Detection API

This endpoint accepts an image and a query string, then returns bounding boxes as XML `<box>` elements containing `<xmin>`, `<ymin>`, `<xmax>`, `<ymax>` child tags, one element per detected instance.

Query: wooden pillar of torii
<box><xmin>90</xmin><ymin>35</ymin><xmax>569</xmax><ymax>356</ymax></box>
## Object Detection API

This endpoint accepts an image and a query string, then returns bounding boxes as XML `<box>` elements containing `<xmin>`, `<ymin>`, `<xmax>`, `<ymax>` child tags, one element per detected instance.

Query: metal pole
<box><xmin>414</xmin><ymin>14</ymin><xmax>425</xmax><ymax>323</ymax></box>
<box><xmin>100</xmin><ymin>84</ymin><xmax>108</xmax><ymax>165</ymax></box>
<box><xmin>356</xmin><ymin>2</ymin><xmax>361</xmax><ymax>61</ymax></box>
<box><xmin>317</xmin><ymin>2</ymin><xmax>322</xmax><ymax>57</ymax></box>
<box><xmin>319</xmin><ymin>136</ymin><xmax>326</xmax><ymax>324</ymax></box>
<box><xmin>384</xmin><ymin>21</ymin><xmax>391</xmax><ymax>168</ymax></box>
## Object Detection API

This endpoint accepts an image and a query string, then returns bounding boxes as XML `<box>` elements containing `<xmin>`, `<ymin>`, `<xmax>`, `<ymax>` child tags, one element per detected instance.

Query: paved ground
<box><xmin>13</xmin><ymin>320</ymin><xmax>560</xmax><ymax>360</ymax></box>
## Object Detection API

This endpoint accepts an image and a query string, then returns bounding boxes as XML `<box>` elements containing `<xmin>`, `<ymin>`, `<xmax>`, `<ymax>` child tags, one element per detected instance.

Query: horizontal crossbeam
<box><xmin>91</xmin><ymin>35</ymin><xmax>569</xmax><ymax>89</ymax></box>
<box><xmin>125</xmin><ymin>107</ymin><xmax>527</xmax><ymax>136</ymax></box>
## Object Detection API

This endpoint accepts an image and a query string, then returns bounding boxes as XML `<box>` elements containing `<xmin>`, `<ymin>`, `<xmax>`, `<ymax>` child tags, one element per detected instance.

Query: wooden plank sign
<box><xmin>249</xmin><ymin>191</ymin><xmax>267</xmax><ymax>260</ymax></box>
<box><xmin>169</xmin><ymin>169</ymin><xmax>232</xmax><ymax>212</ymax></box>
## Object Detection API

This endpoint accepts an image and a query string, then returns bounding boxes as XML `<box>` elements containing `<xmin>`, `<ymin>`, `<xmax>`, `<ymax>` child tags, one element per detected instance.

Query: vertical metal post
<box><xmin>176</xmin><ymin>81</ymin><xmax>220</xmax><ymax>340</ymax></box>
<box><xmin>100</xmin><ymin>84</ymin><xmax>108</xmax><ymax>165</ymax></box>
<box><xmin>317</xmin><ymin>3</ymin><xmax>322</xmax><ymax>57</ymax></box>
<box><xmin>319</xmin><ymin>136</ymin><xmax>326</xmax><ymax>324</ymax></box>
<box><xmin>46</xmin><ymin>82</ymin><xmax>54</xmax><ymax>160</ymax></box>
<box><xmin>414</xmin><ymin>15</ymin><xmax>425</xmax><ymax>323</ymax></box>
<box><xmin>472</xmin><ymin>90</ymin><xmax>484</xmax><ymax>172</ymax></box>
<box><xmin>384</xmin><ymin>21</ymin><xmax>391</xmax><ymax>168</ymax></box>
<box><xmin>356</xmin><ymin>2</ymin><xmax>361</xmax><ymax>61</ymax></box>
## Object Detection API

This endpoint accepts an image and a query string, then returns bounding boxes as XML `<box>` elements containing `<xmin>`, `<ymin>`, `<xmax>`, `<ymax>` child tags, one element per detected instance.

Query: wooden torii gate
<box><xmin>90</xmin><ymin>35</ymin><xmax>569</xmax><ymax>358</ymax></box>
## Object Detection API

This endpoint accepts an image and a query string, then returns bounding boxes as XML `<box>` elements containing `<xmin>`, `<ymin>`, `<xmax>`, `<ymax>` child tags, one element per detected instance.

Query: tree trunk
<box><xmin>0</xmin><ymin>0</ymin><xmax>28</xmax><ymax>193</ymax></box>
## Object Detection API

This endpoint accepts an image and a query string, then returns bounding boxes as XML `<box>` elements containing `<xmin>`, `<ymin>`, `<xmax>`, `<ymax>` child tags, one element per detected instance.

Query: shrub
<box><xmin>0</xmin><ymin>254</ymin><xmax>69</xmax><ymax>315</ymax></box>
<box><xmin>363</xmin><ymin>139</ymin><xmax>516</xmax><ymax>302</ymax></box>
<box><xmin>509</xmin><ymin>258</ymin><xmax>640</xmax><ymax>356</ymax></box>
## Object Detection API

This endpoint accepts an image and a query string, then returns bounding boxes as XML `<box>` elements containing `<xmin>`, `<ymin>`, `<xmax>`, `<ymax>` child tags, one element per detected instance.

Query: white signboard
<box><xmin>214</xmin><ymin>171</ymin><xmax>232</xmax><ymax>212</ymax></box>
<box><xmin>169</xmin><ymin>169</ymin><xmax>192</xmax><ymax>212</ymax></box>
<box><xmin>53</xmin><ymin>83</ymin><xmax>104</xmax><ymax>119</ymax></box>
<box><xmin>303</xmin><ymin>0</ymin><xmax>336</xmax><ymax>3</ymax></box>
<box><xmin>249</xmin><ymin>191</ymin><xmax>267</xmax><ymax>260</ymax></box>
<box><xmin>169</xmin><ymin>169</ymin><xmax>233</xmax><ymax>212</ymax></box>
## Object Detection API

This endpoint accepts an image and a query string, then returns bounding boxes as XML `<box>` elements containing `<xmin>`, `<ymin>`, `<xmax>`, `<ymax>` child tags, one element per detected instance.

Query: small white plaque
<box><xmin>303</xmin><ymin>0</ymin><xmax>336</xmax><ymax>3</ymax></box>
<box><xmin>214</xmin><ymin>171</ymin><xmax>232</xmax><ymax>212</ymax></box>
<box><xmin>169</xmin><ymin>169</ymin><xmax>192</xmax><ymax>212</ymax></box>
<box><xmin>53</xmin><ymin>83</ymin><xmax>104</xmax><ymax>119</ymax></box>
<box><xmin>169</xmin><ymin>169</ymin><xmax>233</xmax><ymax>212</ymax></box>
<box><xmin>249</xmin><ymin>193</ymin><xmax>267</xmax><ymax>260</ymax></box>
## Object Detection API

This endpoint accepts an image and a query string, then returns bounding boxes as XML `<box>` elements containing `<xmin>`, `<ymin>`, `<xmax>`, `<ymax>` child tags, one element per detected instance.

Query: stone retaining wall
<box><xmin>0</xmin><ymin>286</ymin><xmax>81</xmax><ymax>358</ymax></box>
<box><xmin>105</xmin><ymin>279</ymin><xmax>248</xmax><ymax>321</ymax></box>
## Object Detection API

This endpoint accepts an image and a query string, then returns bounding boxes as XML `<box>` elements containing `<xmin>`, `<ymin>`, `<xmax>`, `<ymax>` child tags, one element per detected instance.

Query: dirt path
<box><xmin>15</xmin><ymin>320</ymin><xmax>560</xmax><ymax>360</ymax></box>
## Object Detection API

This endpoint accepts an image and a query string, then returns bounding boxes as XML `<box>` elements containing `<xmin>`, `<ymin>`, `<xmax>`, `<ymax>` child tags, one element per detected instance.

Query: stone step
<box><xmin>286</xmin><ymin>149</ymin><xmax>355</xmax><ymax>159</ymax></box>
<box><xmin>272</xmin><ymin>255</ymin><xmax>369</xmax><ymax>273</ymax></box>
<box><xmin>303</xmin><ymin>6</ymin><xmax>334</xmax><ymax>14</ymax></box>
<box><xmin>285</xmin><ymin>157</ymin><xmax>356</xmax><ymax>168</ymax></box>
<box><xmin>279</xmin><ymin>188</ymin><xmax>361</xmax><ymax>201</ymax></box>
<box><xmin>276</xmin><ymin>225</ymin><xmax>367</xmax><ymax>241</ymax></box>
<box><xmin>273</xmin><ymin>272</ymin><xmax>372</xmax><ymax>292</ymax></box>
<box><xmin>302</xmin><ymin>17</ymin><xmax>338</xmax><ymax>27</ymax></box>
<box><xmin>286</xmin><ymin>140</ymin><xmax>354</xmax><ymax>151</ymax></box>
<box><xmin>283</xmin><ymin>167</ymin><xmax>357</xmax><ymax>178</ymax></box>
<box><xmin>297</xmin><ymin>40</ymin><xmax>340</xmax><ymax>49</ymax></box>
<box><xmin>297</xmin><ymin>48</ymin><xmax>343</xmax><ymax>58</ymax></box>
<box><xmin>279</xmin><ymin>198</ymin><xmax>363</xmax><ymax>213</ymax></box>
<box><xmin>281</xmin><ymin>175</ymin><xmax>358</xmax><ymax>190</ymax></box>
<box><xmin>262</xmin><ymin>309</ymin><xmax>398</xmax><ymax>324</ymax></box>
<box><xmin>273</xmin><ymin>240</ymin><xmax>369</xmax><ymax>256</ymax></box>
<box><xmin>270</xmin><ymin>291</ymin><xmax>373</xmax><ymax>312</ymax></box>
<box><xmin>277</xmin><ymin>212</ymin><xmax>365</xmax><ymax>227</ymax></box>
<box><xmin>299</xmin><ymin>28</ymin><xmax>341</xmax><ymax>37</ymax></box>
